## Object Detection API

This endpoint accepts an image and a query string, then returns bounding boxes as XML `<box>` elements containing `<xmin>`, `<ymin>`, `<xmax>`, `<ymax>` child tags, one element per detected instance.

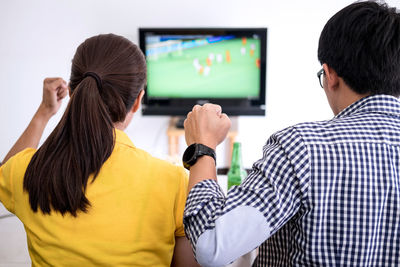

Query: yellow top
<box><xmin>0</xmin><ymin>129</ymin><xmax>188</xmax><ymax>266</ymax></box>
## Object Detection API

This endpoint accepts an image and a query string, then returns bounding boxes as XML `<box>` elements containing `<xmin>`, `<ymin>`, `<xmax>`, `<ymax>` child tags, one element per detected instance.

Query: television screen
<box><xmin>139</xmin><ymin>28</ymin><xmax>267</xmax><ymax>116</ymax></box>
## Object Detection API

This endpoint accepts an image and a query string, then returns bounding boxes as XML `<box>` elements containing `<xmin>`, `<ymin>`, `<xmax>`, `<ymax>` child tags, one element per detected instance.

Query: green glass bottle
<box><xmin>227</xmin><ymin>142</ymin><xmax>247</xmax><ymax>190</ymax></box>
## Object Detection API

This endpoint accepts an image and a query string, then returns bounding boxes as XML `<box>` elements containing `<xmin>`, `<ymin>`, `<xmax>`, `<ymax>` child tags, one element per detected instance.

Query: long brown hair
<box><xmin>23</xmin><ymin>34</ymin><xmax>146</xmax><ymax>216</ymax></box>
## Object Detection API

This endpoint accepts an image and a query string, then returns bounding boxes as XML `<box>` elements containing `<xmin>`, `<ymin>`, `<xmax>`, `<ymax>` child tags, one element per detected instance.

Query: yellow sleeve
<box><xmin>0</xmin><ymin>156</ymin><xmax>16</xmax><ymax>213</ymax></box>
<box><xmin>174</xmin><ymin>166</ymin><xmax>189</xmax><ymax>237</ymax></box>
<box><xmin>0</xmin><ymin>148</ymin><xmax>36</xmax><ymax>214</ymax></box>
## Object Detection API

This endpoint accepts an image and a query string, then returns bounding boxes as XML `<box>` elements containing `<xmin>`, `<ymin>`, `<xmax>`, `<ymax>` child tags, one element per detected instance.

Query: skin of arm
<box><xmin>1</xmin><ymin>78</ymin><xmax>68</xmax><ymax>165</ymax></box>
<box><xmin>171</xmin><ymin>236</ymin><xmax>201</xmax><ymax>267</ymax></box>
<box><xmin>183</xmin><ymin>103</ymin><xmax>231</xmax><ymax>192</ymax></box>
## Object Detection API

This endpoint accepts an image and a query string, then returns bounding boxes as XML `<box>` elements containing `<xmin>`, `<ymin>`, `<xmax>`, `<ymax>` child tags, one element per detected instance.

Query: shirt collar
<box><xmin>114</xmin><ymin>129</ymin><xmax>135</xmax><ymax>148</ymax></box>
<box><xmin>334</xmin><ymin>94</ymin><xmax>400</xmax><ymax>119</ymax></box>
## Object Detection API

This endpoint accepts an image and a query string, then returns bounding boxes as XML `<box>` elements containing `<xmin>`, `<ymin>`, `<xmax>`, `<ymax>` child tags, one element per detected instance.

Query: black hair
<box><xmin>318</xmin><ymin>1</ymin><xmax>400</xmax><ymax>96</ymax></box>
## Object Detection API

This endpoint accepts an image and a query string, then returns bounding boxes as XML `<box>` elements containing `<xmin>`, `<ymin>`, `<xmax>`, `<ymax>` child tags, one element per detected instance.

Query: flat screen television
<box><xmin>139</xmin><ymin>28</ymin><xmax>267</xmax><ymax>116</ymax></box>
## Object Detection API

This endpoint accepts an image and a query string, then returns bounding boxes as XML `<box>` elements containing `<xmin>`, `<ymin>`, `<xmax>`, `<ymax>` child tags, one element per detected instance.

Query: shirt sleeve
<box><xmin>174</xmin><ymin>166</ymin><xmax>189</xmax><ymax>237</ymax></box>
<box><xmin>183</xmin><ymin>126</ymin><xmax>311</xmax><ymax>266</ymax></box>
<box><xmin>0</xmin><ymin>148</ymin><xmax>36</xmax><ymax>215</ymax></box>
<box><xmin>0</xmin><ymin>157</ymin><xmax>15</xmax><ymax>213</ymax></box>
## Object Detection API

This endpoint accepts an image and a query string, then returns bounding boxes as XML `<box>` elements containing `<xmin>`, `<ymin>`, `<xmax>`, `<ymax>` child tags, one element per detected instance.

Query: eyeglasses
<box><xmin>317</xmin><ymin>68</ymin><xmax>325</xmax><ymax>88</ymax></box>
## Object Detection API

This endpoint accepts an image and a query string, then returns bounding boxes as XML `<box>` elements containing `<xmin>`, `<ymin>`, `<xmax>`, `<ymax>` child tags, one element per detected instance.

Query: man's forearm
<box><xmin>2</xmin><ymin>104</ymin><xmax>52</xmax><ymax>164</ymax></box>
<box><xmin>188</xmin><ymin>156</ymin><xmax>217</xmax><ymax>193</ymax></box>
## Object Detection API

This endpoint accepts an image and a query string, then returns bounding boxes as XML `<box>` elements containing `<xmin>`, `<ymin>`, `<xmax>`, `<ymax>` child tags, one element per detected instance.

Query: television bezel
<box><xmin>139</xmin><ymin>27</ymin><xmax>267</xmax><ymax>116</ymax></box>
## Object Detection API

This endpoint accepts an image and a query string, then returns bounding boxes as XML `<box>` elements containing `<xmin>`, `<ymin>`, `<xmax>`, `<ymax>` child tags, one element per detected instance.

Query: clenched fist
<box><xmin>184</xmin><ymin>103</ymin><xmax>231</xmax><ymax>150</ymax></box>
<box><xmin>40</xmin><ymin>77</ymin><xmax>68</xmax><ymax>117</ymax></box>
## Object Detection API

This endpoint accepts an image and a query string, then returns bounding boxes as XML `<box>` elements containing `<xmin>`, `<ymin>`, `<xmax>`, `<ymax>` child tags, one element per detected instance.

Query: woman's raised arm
<box><xmin>1</xmin><ymin>78</ymin><xmax>68</xmax><ymax>165</ymax></box>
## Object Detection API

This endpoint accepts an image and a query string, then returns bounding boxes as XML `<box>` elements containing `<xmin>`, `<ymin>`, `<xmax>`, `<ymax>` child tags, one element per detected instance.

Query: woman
<box><xmin>0</xmin><ymin>34</ymin><xmax>198</xmax><ymax>266</ymax></box>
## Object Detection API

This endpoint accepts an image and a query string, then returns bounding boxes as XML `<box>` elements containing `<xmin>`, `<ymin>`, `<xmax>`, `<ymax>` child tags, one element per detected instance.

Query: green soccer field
<box><xmin>146</xmin><ymin>38</ymin><xmax>260</xmax><ymax>98</ymax></box>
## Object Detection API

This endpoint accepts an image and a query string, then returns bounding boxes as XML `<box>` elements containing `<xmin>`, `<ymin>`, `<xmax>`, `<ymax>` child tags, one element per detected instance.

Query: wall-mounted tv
<box><xmin>139</xmin><ymin>28</ymin><xmax>267</xmax><ymax>116</ymax></box>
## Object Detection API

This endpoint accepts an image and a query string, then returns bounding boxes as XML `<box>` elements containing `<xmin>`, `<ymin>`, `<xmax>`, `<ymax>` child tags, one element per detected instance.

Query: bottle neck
<box><xmin>230</xmin><ymin>143</ymin><xmax>243</xmax><ymax>167</ymax></box>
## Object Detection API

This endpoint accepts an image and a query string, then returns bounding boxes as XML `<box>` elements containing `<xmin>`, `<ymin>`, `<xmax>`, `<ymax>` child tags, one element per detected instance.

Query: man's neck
<box><xmin>333</xmin><ymin>84</ymin><xmax>370</xmax><ymax>115</ymax></box>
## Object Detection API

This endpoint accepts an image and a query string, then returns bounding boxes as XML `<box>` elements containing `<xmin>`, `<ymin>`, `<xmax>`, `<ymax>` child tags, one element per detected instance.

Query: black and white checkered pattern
<box><xmin>184</xmin><ymin>95</ymin><xmax>400</xmax><ymax>266</ymax></box>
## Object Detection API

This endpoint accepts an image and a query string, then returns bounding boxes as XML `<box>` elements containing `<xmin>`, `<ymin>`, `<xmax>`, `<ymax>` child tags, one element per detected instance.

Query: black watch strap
<box><xmin>182</xmin><ymin>143</ymin><xmax>216</xmax><ymax>170</ymax></box>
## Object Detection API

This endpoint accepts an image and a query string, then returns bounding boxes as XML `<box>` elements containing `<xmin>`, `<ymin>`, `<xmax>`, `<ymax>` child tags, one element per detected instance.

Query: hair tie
<box><xmin>83</xmin><ymin>72</ymin><xmax>102</xmax><ymax>90</ymax></box>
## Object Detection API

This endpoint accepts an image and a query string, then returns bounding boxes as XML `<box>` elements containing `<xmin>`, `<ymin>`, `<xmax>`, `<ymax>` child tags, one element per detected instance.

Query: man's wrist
<box><xmin>197</xmin><ymin>140</ymin><xmax>217</xmax><ymax>150</ymax></box>
<box><xmin>191</xmin><ymin>155</ymin><xmax>216</xmax><ymax>168</ymax></box>
<box><xmin>182</xmin><ymin>143</ymin><xmax>216</xmax><ymax>170</ymax></box>
<box><xmin>187</xmin><ymin>155</ymin><xmax>217</xmax><ymax>192</ymax></box>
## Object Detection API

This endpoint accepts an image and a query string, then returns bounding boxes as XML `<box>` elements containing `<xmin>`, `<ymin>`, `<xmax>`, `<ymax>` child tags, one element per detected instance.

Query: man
<box><xmin>182</xmin><ymin>1</ymin><xmax>400</xmax><ymax>266</ymax></box>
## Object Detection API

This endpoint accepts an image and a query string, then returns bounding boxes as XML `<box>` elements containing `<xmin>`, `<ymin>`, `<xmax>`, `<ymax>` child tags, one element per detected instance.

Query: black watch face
<box><xmin>182</xmin><ymin>143</ymin><xmax>216</xmax><ymax>170</ymax></box>
<box><xmin>182</xmin><ymin>144</ymin><xmax>196</xmax><ymax>163</ymax></box>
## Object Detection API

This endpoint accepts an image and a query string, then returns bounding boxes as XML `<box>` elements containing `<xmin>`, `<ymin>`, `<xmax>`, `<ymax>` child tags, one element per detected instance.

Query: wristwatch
<box><xmin>182</xmin><ymin>143</ymin><xmax>216</xmax><ymax>170</ymax></box>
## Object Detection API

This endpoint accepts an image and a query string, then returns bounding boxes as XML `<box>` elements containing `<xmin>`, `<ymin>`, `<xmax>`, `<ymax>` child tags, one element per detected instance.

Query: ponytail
<box><xmin>23</xmin><ymin>77</ymin><xmax>115</xmax><ymax>216</ymax></box>
<box><xmin>23</xmin><ymin>33</ymin><xmax>146</xmax><ymax>216</ymax></box>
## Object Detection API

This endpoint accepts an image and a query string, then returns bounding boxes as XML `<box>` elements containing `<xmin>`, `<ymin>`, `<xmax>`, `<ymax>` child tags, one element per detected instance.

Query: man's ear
<box><xmin>131</xmin><ymin>89</ymin><xmax>145</xmax><ymax>113</ymax></box>
<box><xmin>323</xmin><ymin>63</ymin><xmax>340</xmax><ymax>91</ymax></box>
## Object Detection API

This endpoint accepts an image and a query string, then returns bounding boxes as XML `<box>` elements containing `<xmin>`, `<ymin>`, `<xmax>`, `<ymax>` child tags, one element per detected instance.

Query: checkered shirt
<box><xmin>184</xmin><ymin>95</ymin><xmax>400</xmax><ymax>266</ymax></box>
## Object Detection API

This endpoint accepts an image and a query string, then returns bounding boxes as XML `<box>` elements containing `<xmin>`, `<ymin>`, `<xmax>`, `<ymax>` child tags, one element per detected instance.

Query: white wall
<box><xmin>0</xmin><ymin>0</ymin><xmax>398</xmax><ymax>265</ymax></box>
<box><xmin>0</xmin><ymin>0</ymin><xmax>372</xmax><ymax>167</ymax></box>
<box><xmin>1</xmin><ymin>0</ymin><xmax>398</xmax><ymax>166</ymax></box>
